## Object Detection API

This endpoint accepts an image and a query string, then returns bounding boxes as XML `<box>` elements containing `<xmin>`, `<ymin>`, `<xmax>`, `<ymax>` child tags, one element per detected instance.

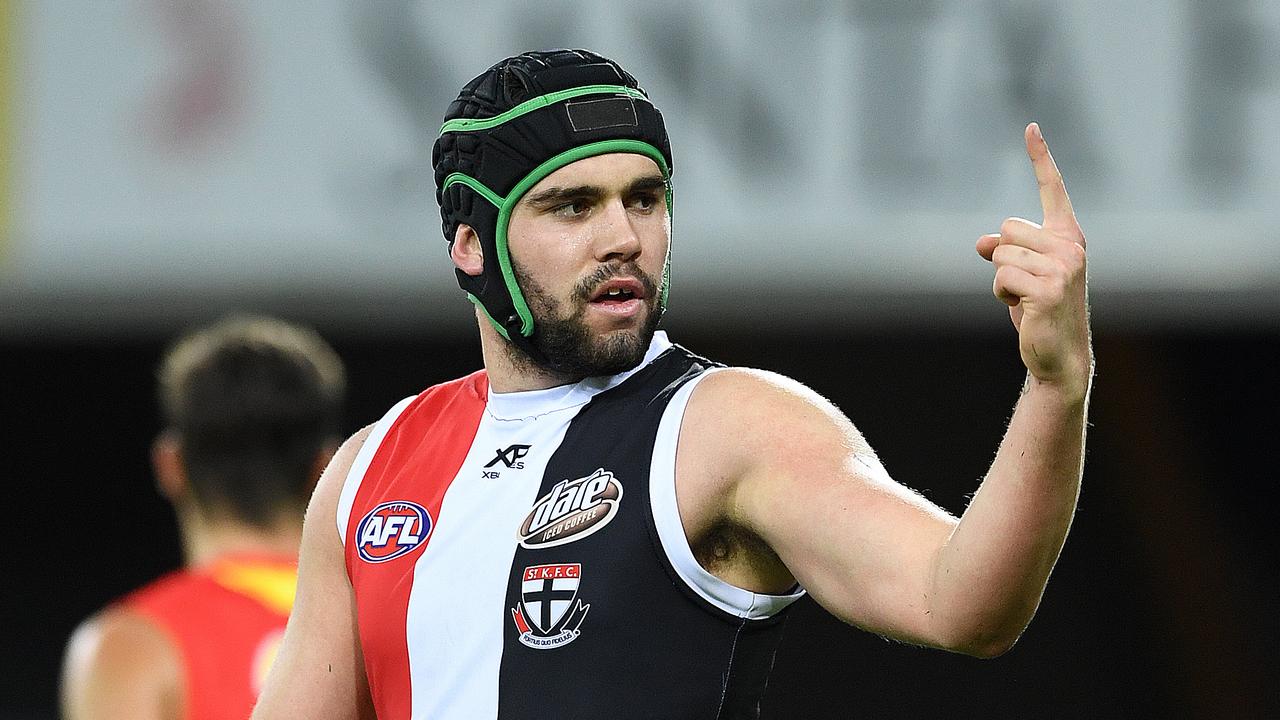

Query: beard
<box><xmin>509</xmin><ymin>259</ymin><xmax>664</xmax><ymax>379</ymax></box>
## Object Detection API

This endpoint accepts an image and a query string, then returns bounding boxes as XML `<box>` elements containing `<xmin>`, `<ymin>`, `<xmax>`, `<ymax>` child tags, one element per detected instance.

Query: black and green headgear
<box><xmin>432</xmin><ymin>49</ymin><xmax>674</xmax><ymax>359</ymax></box>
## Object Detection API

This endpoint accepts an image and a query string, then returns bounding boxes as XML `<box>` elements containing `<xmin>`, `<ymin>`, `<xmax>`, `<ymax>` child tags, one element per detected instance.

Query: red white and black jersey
<box><xmin>337</xmin><ymin>332</ymin><xmax>804</xmax><ymax>719</ymax></box>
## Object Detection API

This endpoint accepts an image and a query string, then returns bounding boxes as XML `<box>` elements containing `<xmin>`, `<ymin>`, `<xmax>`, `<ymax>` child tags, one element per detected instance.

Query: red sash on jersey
<box><xmin>343</xmin><ymin>370</ymin><xmax>489</xmax><ymax>720</ymax></box>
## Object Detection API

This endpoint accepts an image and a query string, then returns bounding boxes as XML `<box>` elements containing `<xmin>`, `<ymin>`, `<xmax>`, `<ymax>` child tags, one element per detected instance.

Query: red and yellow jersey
<box><xmin>120</xmin><ymin>553</ymin><xmax>297</xmax><ymax>720</ymax></box>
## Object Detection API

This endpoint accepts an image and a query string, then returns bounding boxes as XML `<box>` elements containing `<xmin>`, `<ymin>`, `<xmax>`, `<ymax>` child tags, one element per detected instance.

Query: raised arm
<box><xmin>252</xmin><ymin>426</ymin><xmax>377</xmax><ymax>720</ymax></box>
<box><xmin>941</xmin><ymin>121</ymin><xmax>1091</xmax><ymax>652</ymax></box>
<box><xmin>679</xmin><ymin>123</ymin><xmax>1090</xmax><ymax>658</ymax></box>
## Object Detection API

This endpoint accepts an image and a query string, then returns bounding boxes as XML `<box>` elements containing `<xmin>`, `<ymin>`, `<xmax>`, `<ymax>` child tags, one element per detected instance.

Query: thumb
<box><xmin>976</xmin><ymin>233</ymin><xmax>1000</xmax><ymax>261</ymax></box>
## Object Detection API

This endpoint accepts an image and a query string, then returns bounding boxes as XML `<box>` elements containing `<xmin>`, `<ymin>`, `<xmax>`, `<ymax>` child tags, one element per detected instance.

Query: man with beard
<box><xmin>254</xmin><ymin>50</ymin><xmax>1092</xmax><ymax>720</ymax></box>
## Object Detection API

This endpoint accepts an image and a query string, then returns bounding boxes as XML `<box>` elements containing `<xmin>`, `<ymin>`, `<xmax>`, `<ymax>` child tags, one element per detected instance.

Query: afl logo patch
<box><xmin>519</xmin><ymin>468</ymin><xmax>622</xmax><ymax>549</ymax></box>
<box><xmin>356</xmin><ymin>501</ymin><xmax>431</xmax><ymax>563</ymax></box>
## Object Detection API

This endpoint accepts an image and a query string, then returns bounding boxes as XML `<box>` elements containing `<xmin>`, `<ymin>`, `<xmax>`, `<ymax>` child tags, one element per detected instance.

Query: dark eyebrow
<box><xmin>523</xmin><ymin>185</ymin><xmax>602</xmax><ymax>210</ymax></box>
<box><xmin>626</xmin><ymin>175</ymin><xmax>668</xmax><ymax>194</ymax></box>
<box><xmin>522</xmin><ymin>174</ymin><xmax>668</xmax><ymax>210</ymax></box>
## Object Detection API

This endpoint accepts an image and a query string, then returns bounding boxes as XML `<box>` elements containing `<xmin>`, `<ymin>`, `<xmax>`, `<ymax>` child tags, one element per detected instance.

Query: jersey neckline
<box><xmin>485</xmin><ymin>331</ymin><xmax>673</xmax><ymax>421</ymax></box>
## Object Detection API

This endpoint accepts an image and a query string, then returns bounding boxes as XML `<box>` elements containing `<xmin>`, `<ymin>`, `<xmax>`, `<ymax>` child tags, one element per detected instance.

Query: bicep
<box><xmin>746</xmin><ymin>445</ymin><xmax>956</xmax><ymax>643</ymax></box>
<box><xmin>253</xmin><ymin>427</ymin><xmax>376</xmax><ymax>720</ymax></box>
<box><xmin>707</xmin><ymin>370</ymin><xmax>958</xmax><ymax>644</ymax></box>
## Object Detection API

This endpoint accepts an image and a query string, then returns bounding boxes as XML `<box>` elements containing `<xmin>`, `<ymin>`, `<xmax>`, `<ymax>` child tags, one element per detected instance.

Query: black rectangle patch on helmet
<box><xmin>564</xmin><ymin>97</ymin><xmax>638</xmax><ymax>132</ymax></box>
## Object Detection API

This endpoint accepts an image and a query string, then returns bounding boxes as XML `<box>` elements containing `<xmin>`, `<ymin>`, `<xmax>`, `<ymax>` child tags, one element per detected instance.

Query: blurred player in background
<box><xmin>60</xmin><ymin>315</ymin><xmax>347</xmax><ymax>720</ymax></box>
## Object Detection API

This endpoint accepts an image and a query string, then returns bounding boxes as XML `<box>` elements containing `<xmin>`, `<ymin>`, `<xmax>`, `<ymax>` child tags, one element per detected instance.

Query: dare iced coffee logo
<box><xmin>519</xmin><ymin>469</ymin><xmax>623</xmax><ymax>549</ymax></box>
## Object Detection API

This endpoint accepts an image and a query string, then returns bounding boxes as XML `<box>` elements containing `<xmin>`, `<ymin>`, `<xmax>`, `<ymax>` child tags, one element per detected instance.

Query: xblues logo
<box><xmin>485</xmin><ymin>444</ymin><xmax>532</xmax><ymax>469</ymax></box>
<box><xmin>355</xmin><ymin>501</ymin><xmax>431</xmax><ymax>563</ymax></box>
<box><xmin>510</xmin><ymin>563</ymin><xmax>590</xmax><ymax>649</ymax></box>
<box><xmin>482</xmin><ymin>444</ymin><xmax>532</xmax><ymax>479</ymax></box>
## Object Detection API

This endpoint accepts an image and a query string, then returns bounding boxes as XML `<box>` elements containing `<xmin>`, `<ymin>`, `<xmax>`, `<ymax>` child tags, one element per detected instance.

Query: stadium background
<box><xmin>1</xmin><ymin>2</ymin><xmax>1276</xmax><ymax>718</ymax></box>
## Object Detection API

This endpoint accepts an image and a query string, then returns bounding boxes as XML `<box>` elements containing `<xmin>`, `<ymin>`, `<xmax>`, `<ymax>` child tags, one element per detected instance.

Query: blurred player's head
<box><xmin>155</xmin><ymin>315</ymin><xmax>346</xmax><ymax>528</ymax></box>
<box><xmin>433</xmin><ymin>49</ymin><xmax>672</xmax><ymax>374</ymax></box>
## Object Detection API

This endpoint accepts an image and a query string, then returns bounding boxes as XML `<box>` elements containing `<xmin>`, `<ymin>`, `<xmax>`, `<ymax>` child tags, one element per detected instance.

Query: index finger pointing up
<box><xmin>1025</xmin><ymin>122</ymin><xmax>1076</xmax><ymax>226</ymax></box>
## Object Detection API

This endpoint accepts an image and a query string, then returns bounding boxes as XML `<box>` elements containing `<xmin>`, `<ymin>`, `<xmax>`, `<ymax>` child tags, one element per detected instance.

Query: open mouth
<box><xmin>589</xmin><ymin>279</ymin><xmax>646</xmax><ymax>305</ymax></box>
<box><xmin>594</xmin><ymin>287</ymin><xmax>638</xmax><ymax>304</ymax></box>
<box><xmin>584</xmin><ymin>278</ymin><xmax>648</xmax><ymax>320</ymax></box>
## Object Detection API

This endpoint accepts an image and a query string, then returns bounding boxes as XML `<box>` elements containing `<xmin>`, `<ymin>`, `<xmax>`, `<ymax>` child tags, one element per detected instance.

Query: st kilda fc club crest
<box><xmin>510</xmin><ymin>563</ymin><xmax>590</xmax><ymax>649</ymax></box>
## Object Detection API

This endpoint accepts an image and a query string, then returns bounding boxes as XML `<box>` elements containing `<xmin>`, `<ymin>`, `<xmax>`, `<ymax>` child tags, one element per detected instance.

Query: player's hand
<box><xmin>976</xmin><ymin>123</ymin><xmax>1091</xmax><ymax>399</ymax></box>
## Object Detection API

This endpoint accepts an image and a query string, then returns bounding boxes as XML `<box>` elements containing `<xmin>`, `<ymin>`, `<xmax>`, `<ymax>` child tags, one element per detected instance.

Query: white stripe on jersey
<box><xmin>404</xmin><ymin>395</ymin><xmax>580</xmax><ymax>719</ymax></box>
<box><xmin>650</xmin><ymin>368</ymin><xmax>806</xmax><ymax>619</ymax></box>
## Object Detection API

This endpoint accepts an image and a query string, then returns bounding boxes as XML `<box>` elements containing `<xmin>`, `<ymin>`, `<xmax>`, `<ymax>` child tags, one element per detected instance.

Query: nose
<box><xmin>593</xmin><ymin>198</ymin><xmax>642</xmax><ymax>263</ymax></box>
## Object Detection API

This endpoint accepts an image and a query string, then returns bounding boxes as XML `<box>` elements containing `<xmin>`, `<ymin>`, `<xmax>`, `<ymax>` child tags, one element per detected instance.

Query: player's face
<box><xmin>506</xmin><ymin>153</ymin><xmax>670</xmax><ymax>377</ymax></box>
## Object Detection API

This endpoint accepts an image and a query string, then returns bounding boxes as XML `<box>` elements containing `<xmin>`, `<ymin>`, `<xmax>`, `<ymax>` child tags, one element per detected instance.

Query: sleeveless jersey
<box><xmin>338</xmin><ymin>332</ymin><xmax>804</xmax><ymax>720</ymax></box>
<box><xmin>120</xmin><ymin>553</ymin><xmax>297</xmax><ymax>720</ymax></box>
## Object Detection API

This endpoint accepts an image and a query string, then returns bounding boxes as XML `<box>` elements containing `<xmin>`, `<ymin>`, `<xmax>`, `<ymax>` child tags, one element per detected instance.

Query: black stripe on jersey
<box><xmin>497</xmin><ymin>345</ymin><xmax>791</xmax><ymax>720</ymax></box>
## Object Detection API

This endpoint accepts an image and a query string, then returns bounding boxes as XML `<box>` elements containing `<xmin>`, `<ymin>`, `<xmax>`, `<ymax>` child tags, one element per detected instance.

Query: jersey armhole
<box><xmin>335</xmin><ymin>396</ymin><xmax>417</xmax><ymax>544</ymax></box>
<box><xmin>649</xmin><ymin>368</ymin><xmax>806</xmax><ymax>620</ymax></box>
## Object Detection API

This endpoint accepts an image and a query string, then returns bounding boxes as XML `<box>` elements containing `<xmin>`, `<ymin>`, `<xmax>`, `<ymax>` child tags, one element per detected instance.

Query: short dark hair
<box><xmin>157</xmin><ymin>315</ymin><xmax>346</xmax><ymax>526</ymax></box>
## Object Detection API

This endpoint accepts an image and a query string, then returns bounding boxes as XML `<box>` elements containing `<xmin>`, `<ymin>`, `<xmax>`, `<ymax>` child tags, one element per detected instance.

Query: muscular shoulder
<box><xmin>678</xmin><ymin>368</ymin><xmax>871</xmax><ymax>527</ymax></box>
<box><xmin>307</xmin><ymin>424</ymin><xmax>376</xmax><ymax>540</ymax></box>
<box><xmin>684</xmin><ymin>368</ymin><xmax>868</xmax><ymax>475</ymax></box>
<box><xmin>61</xmin><ymin>605</ymin><xmax>181</xmax><ymax>719</ymax></box>
<box><xmin>318</xmin><ymin>425</ymin><xmax>376</xmax><ymax>496</ymax></box>
<box><xmin>694</xmin><ymin>367</ymin><xmax>846</xmax><ymax>413</ymax></box>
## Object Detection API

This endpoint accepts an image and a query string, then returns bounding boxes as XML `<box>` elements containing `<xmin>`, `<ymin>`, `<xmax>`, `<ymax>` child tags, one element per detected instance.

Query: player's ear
<box><xmin>151</xmin><ymin>431</ymin><xmax>189</xmax><ymax>503</ymax></box>
<box><xmin>450</xmin><ymin>224</ymin><xmax>484</xmax><ymax>277</ymax></box>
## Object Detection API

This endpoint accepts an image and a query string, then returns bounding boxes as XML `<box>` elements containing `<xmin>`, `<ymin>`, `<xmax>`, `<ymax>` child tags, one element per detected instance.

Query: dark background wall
<box><xmin>3</xmin><ymin>321</ymin><xmax>1274</xmax><ymax>719</ymax></box>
